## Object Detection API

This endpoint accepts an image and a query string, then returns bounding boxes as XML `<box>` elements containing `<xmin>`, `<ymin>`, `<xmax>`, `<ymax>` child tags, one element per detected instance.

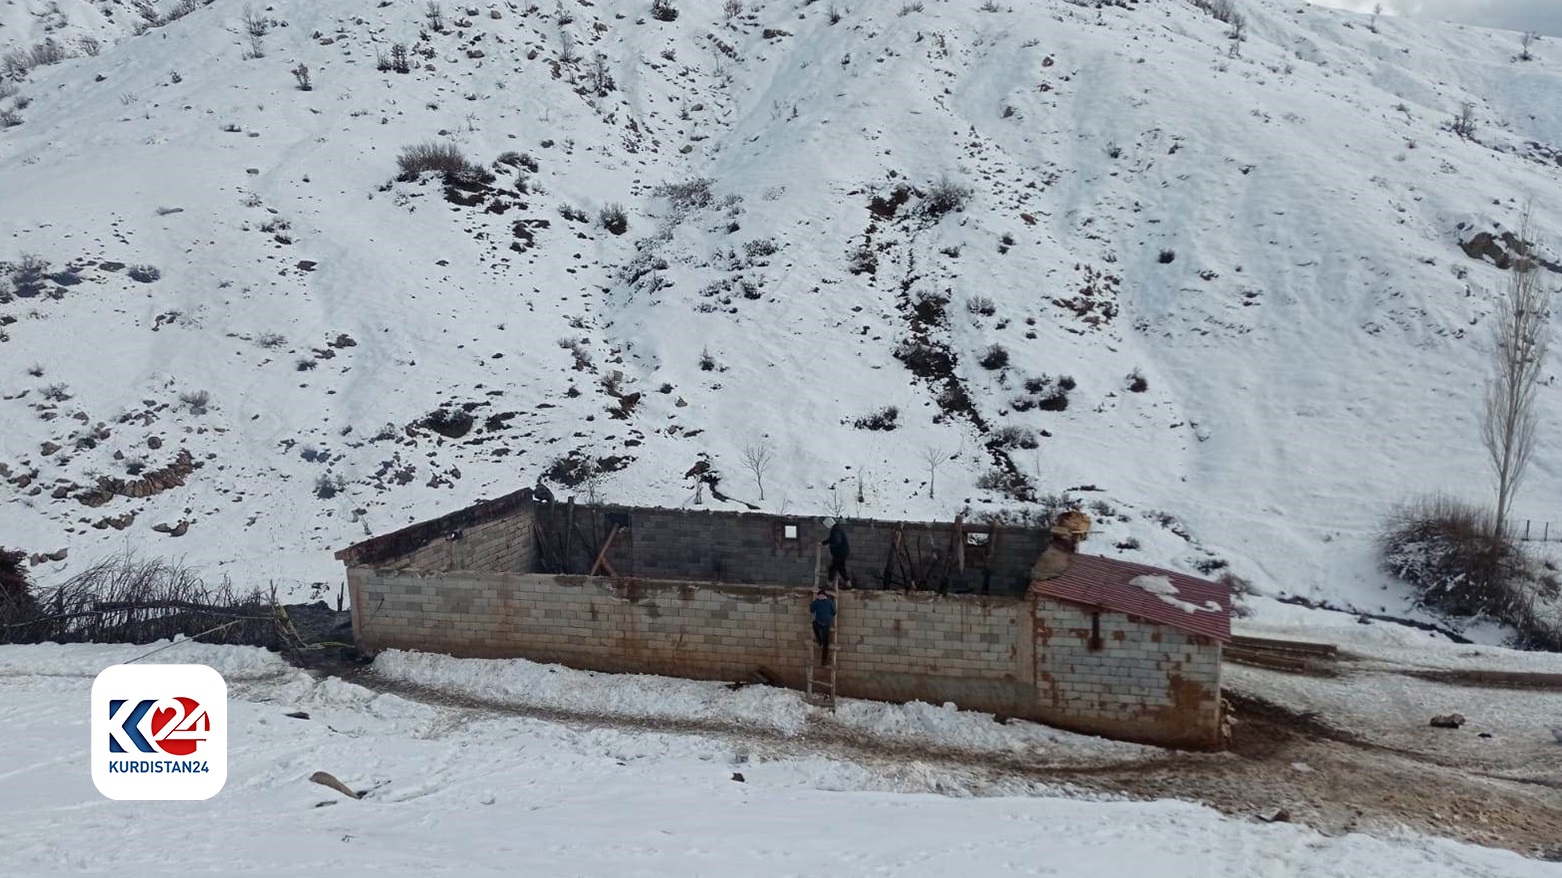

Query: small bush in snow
<box><xmin>40</xmin><ymin>383</ymin><xmax>71</xmax><ymax>401</ymax></box>
<box><xmin>2</xmin><ymin>40</ymin><xmax>72</xmax><ymax>78</ymax></box>
<box><xmin>651</xmin><ymin>0</ymin><xmax>679</xmax><ymax>22</ymax></box>
<box><xmin>127</xmin><ymin>264</ymin><xmax>161</xmax><ymax>283</ymax></box>
<box><xmin>1158</xmin><ymin>248</ymin><xmax>1176</xmax><ymax>264</ymax></box>
<box><xmin>77</xmin><ymin>36</ymin><xmax>101</xmax><ymax>57</ymax></box>
<box><xmin>314</xmin><ymin>473</ymin><xmax>345</xmax><ymax>499</ymax></box>
<box><xmin>0</xmin><ymin>109</ymin><xmax>21</xmax><ymax>129</ymax></box>
<box><xmin>1127</xmin><ymin>368</ymin><xmax>1148</xmax><ymax>393</ymax></box>
<box><xmin>179</xmin><ymin>389</ymin><xmax>211</xmax><ymax>414</ymax></box>
<box><xmin>8</xmin><ymin>254</ymin><xmax>50</xmax><ymax>299</ymax></box>
<box><xmin>254</xmin><ymin>332</ymin><xmax>286</xmax><ymax>349</ymax></box>
<box><xmin>977</xmin><ymin>467</ymin><xmax>1033</xmax><ymax>500</ymax></box>
<box><xmin>25</xmin><ymin>363</ymin><xmax>43</xmax><ymax>378</ymax></box>
<box><xmin>1192</xmin><ymin>0</ymin><xmax>1238</xmax><ymax>24</ymax></box>
<box><xmin>852</xmin><ymin>406</ymin><xmax>900</xmax><ymax>431</ymax></box>
<box><xmin>291</xmin><ymin>63</ymin><xmax>312</xmax><ymax>91</ymax></box>
<box><xmin>1451</xmin><ymin>101</ymin><xmax>1477</xmax><ymax>139</ymax></box>
<box><xmin>899</xmin><ymin>1</ymin><xmax>924</xmax><ymax>14</ymax></box>
<box><xmin>1376</xmin><ymin>494</ymin><xmax>1562</xmax><ymax>648</ymax></box>
<box><xmin>652</xmin><ymin>177</ymin><xmax>714</xmax><ymax>211</ymax></box>
<box><xmin>599</xmin><ymin>203</ymin><xmax>629</xmax><ymax>235</ymax></box>
<box><xmin>699</xmin><ymin>347</ymin><xmax>719</xmax><ymax>371</ymax></box>
<box><xmin>922</xmin><ymin>176</ymin><xmax>972</xmax><ymax>218</ymax></box>
<box><xmin>847</xmin><ymin>244</ymin><xmax>878</xmax><ymax>275</ymax></box>
<box><xmin>242</xmin><ymin>5</ymin><xmax>269</xmax><ymax>38</ymax></box>
<box><xmin>992</xmin><ymin>425</ymin><xmax>1038</xmax><ymax>450</ymax></box>
<box><xmin>425</xmin><ymin>0</ymin><xmax>446</xmax><ymax>31</ymax></box>
<box><xmin>967</xmin><ymin>295</ymin><xmax>996</xmax><ymax>316</ymax></box>
<box><xmin>396</xmin><ymin>141</ymin><xmax>475</xmax><ymax>181</ymax></box>
<box><xmin>584</xmin><ymin>52</ymin><xmax>614</xmax><ymax>96</ymax></box>
<box><xmin>827</xmin><ymin>5</ymin><xmax>843</xmax><ymax>24</ymax></box>
<box><xmin>978</xmin><ymin>344</ymin><xmax>1010</xmax><ymax>370</ymax></box>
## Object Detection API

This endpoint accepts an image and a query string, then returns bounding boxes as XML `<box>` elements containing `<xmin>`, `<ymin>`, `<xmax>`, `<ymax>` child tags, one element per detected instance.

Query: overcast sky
<box><xmin>1308</xmin><ymin>1</ymin><xmax>1562</xmax><ymax>37</ymax></box>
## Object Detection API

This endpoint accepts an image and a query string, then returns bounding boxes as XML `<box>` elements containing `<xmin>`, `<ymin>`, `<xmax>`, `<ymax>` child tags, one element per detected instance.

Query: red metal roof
<box><xmin>1028</xmin><ymin>553</ymin><xmax>1232</xmax><ymax>641</ymax></box>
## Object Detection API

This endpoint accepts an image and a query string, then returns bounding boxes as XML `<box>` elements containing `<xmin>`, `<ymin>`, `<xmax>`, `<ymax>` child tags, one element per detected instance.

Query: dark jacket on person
<box><xmin>822</xmin><ymin>524</ymin><xmax>849</xmax><ymax>559</ymax></box>
<box><xmin>810</xmin><ymin>594</ymin><xmax>837</xmax><ymax>627</ymax></box>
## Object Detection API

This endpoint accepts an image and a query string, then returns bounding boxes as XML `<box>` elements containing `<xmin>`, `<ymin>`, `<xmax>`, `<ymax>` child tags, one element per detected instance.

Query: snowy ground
<box><xmin>4</xmin><ymin>0</ymin><xmax>1562</xmax><ymax>648</ymax></box>
<box><xmin>3</xmin><ymin>641</ymin><xmax>1560</xmax><ymax>876</ymax></box>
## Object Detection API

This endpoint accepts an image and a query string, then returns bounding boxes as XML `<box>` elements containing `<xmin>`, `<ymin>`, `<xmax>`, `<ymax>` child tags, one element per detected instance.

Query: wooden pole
<box><xmin>563</xmin><ymin>497</ymin><xmax>576</xmax><ymax>573</ymax></box>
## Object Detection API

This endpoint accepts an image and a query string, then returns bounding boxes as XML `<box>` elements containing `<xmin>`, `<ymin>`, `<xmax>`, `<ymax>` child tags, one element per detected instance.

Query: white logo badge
<box><xmin>91</xmin><ymin>664</ymin><xmax>228</xmax><ymax>800</ymax></box>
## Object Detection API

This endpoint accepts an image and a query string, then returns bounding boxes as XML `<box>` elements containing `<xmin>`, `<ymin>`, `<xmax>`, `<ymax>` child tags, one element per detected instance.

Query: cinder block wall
<box><xmin>391</xmin><ymin>506</ymin><xmax>537</xmax><ymax>573</ymax></box>
<box><xmin>532</xmin><ymin>504</ymin><xmax>1049</xmax><ymax>596</ymax></box>
<box><xmin>1033</xmin><ymin>599</ymin><xmax>1222</xmax><ymax>748</ymax></box>
<box><xmin>348</xmin><ymin>569</ymin><xmax>1036</xmax><ymax>716</ymax></box>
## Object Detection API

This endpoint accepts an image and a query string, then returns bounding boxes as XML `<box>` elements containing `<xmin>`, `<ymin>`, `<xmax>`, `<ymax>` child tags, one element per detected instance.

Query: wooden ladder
<box><xmin>805</xmin><ymin>545</ymin><xmax>838</xmax><ymax>710</ymax></box>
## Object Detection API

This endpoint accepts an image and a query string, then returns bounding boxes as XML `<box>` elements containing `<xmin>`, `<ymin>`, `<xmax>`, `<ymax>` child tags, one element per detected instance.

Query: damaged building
<box><xmin>335</xmin><ymin>489</ymin><xmax>1231</xmax><ymax>748</ymax></box>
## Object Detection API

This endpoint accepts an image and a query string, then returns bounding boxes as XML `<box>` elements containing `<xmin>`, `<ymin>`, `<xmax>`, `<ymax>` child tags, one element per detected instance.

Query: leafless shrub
<box><xmin>1521</xmin><ymin>30</ymin><xmax>1538</xmax><ymax>62</ymax></box>
<box><xmin>967</xmin><ymin>295</ymin><xmax>996</xmax><ymax>316</ymax></box>
<box><xmin>78</xmin><ymin>36</ymin><xmax>101</xmax><ymax>57</ymax></box>
<box><xmin>127</xmin><ymin>264</ymin><xmax>161</xmax><ymax>283</ymax></box>
<box><xmin>724</xmin><ymin>0</ymin><xmax>745</xmax><ymax>18</ymax></box>
<box><xmin>1</xmin><ymin>552</ymin><xmax>277</xmax><ymax>647</ymax></box>
<box><xmin>396</xmin><ymin>140</ymin><xmax>475</xmax><ymax>180</ymax></box>
<box><xmin>992</xmin><ymin>425</ymin><xmax>1038</xmax><ymax>449</ymax></box>
<box><xmin>291</xmin><ymin>63</ymin><xmax>312</xmax><ymax>90</ymax></box>
<box><xmin>1127</xmin><ymin>368</ymin><xmax>1148</xmax><ymax>393</ymax></box>
<box><xmin>653</xmin><ymin>177</ymin><xmax>715</xmax><ymax>211</ymax></box>
<box><xmin>922</xmin><ymin>176</ymin><xmax>972</xmax><ymax>218</ymax></box>
<box><xmin>254</xmin><ymin>331</ymin><xmax>286</xmax><ymax>349</ymax></box>
<box><xmin>584</xmin><ymin>51</ymin><xmax>615</xmax><ymax>96</ymax></box>
<box><xmin>827</xmin><ymin>5</ymin><xmax>843</xmax><ymax>24</ymax></box>
<box><xmin>651</xmin><ymin>0</ymin><xmax>679</xmax><ymax>22</ymax></box>
<box><xmin>8</xmin><ymin>253</ymin><xmax>49</xmax><ymax>299</ymax></box>
<box><xmin>899</xmin><ymin>1</ymin><xmax>924</xmax><ymax>14</ymax></box>
<box><xmin>0</xmin><ymin>109</ymin><xmax>21</xmax><ymax>129</ymax></box>
<box><xmin>40</xmin><ymin>383</ymin><xmax>71</xmax><ymax>401</ymax></box>
<box><xmin>314</xmin><ymin>473</ymin><xmax>346</xmax><ymax>499</ymax></box>
<box><xmin>1451</xmin><ymin>101</ymin><xmax>1477</xmax><ymax>139</ymax></box>
<box><xmin>425</xmin><ymin>0</ymin><xmax>446</xmax><ymax>31</ymax></box>
<box><xmin>852</xmin><ymin>406</ymin><xmax>899</xmax><ymax>431</ymax></box>
<box><xmin>2</xmin><ymin>40</ymin><xmax>72</xmax><ymax>78</ymax></box>
<box><xmin>1191</xmin><ymin>0</ymin><xmax>1238</xmax><ymax>24</ymax></box>
<box><xmin>1380</xmin><ymin>494</ymin><xmax>1536</xmax><ymax>630</ymax></box>
<box><xmin>242</xmin><ymin>5</ymin><xmax>269</xmax><ymax>38</ymax></box>
<box><xmin>179</xmin><ymin>389</ymin><xmax>211</xmax><ymax>414</ymax></box>
<box><xmin>599</xmin><ymin>203</ymin><xmax>629</xmax><ymax>235</ymax></box>
<box><xmin>978</xmin><ymin>344</ymin><xmax>1009</xmax><ymax>370</ymax></box>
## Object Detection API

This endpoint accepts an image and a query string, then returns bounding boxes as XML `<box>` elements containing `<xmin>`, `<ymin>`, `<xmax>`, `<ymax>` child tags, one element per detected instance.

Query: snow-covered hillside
<box><xmin>4</xmin><ymin>0</ymin><xmax>1562</xmax><ymax>627</ymax></box>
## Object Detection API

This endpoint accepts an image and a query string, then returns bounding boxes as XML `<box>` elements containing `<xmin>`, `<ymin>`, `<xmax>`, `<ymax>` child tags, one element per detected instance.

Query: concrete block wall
<box><xmin>1033</xmin><ymin>598</ymin><xmax>1223</xmax><ymax>748</ymax></box>
<box><xmin>532</xmin><ymin>504</ymin><xmax>1049</xmax><ymax>596</ymax></box>
<box><xmin>348</xmin><ymin>569</ymin><xmax>1035</xmax><ymax>715</ymax></box>
<box><xmin>391</xmin><ymin>506</ymin><xmax>536</xmax><ymax>573</ymax></box>
<box><xmin>834</xmin><ymin>590</ymin><xmax>1035</xmax><ymax>718</ymax></box>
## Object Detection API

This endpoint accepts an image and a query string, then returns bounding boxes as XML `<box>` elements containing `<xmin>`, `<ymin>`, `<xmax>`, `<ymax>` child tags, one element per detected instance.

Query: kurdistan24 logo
<box><xmin>107</xmin><ymin>696</ymin><xmax>211</xmax><ymax>757</ymax></box>
<box><xmin>92</xmin><ymin>664</ymin><xmax>228</xmax><ymax>800</ymax></box>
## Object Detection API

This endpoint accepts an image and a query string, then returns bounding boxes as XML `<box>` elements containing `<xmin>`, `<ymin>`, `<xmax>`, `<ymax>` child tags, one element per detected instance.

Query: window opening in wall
<box><xmin>1089</xmin><ymin>611</ymin><xmax>1103</xmax><ymax>651</ymax></box>
<box><xmin>783</xmin><ymin>524</ymin><xmax>798</xmax><ymax>540</ymax></box>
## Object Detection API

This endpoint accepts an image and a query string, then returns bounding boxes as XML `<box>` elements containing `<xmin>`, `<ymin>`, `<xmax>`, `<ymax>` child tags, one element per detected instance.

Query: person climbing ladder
<box><xmin>810</xmin><ymin>587</ymin><xmax>837</xmax><ymax>666</ymax></box>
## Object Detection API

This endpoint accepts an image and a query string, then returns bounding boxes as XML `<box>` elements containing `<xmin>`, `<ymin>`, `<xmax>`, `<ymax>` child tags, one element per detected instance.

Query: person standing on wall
<box><xmin>821</xmin><ymin>517</ymin><xmax>850</xmax><ymax>588</ymax></box>
<box><xmin>810</xmin><ymin>587</ymin><xmax>837</xmax><ymax>666</ymax></box>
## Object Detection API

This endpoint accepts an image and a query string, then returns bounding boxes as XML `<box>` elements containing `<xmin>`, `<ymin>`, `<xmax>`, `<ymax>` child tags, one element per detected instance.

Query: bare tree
<box><xmin>241</xmin><ymin>5</ymin><xmax>268</xmax><ymax>38</ymax></box>
<box><xmin>1521</xmin><ymin>30</ymin><xmax>1538</xmax><ymax>62</ymax></box>
<box><xmin>921</xmin><ymin>445</ymin><xmax>949</xmax><ymax>499</ymax></box>
<box><xmin>1451</xmin><ymin>101</ymin><xmax>1477</xmax><ymax>139</ymax></box>
<box><xmin>1483</xmin><ymin>203</ymin><xmax>1551</xmax><ymax>561</ymax></box>
<box><xmin>742</xmin><ymin>440</ymin><xmax>775</xmax><ymax>500</ymax></box>
<box><xmin>1369</xmin><ymin>2</ymin><xmax>1382</xmax><ymax>34</ymax></box>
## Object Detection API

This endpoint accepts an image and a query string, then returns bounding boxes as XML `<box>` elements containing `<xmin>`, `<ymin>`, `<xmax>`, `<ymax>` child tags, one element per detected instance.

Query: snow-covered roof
<box><xmin>1029</xmin><ymin>554</ymin><xmax>1232</xmax><ymax>641</ymax></box>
